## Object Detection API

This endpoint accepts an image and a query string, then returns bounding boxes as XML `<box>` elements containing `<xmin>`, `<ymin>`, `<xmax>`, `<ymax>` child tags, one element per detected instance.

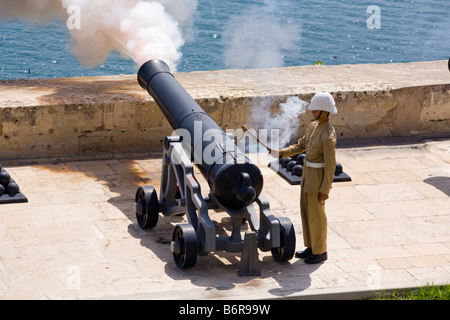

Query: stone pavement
<box><xmin>0</xmin><ymin>136</ymin><xmax>449</xmax><ymax>300</ymax></box>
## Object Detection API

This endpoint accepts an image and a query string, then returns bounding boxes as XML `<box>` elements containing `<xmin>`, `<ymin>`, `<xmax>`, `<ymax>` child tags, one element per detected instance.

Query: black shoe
<box><xmin>305</xmin><ymin>252</ymin><xmax>327</xmax><ymax>264</ymax></box>
<box><xmin>295</xmin><ymin>248</ymin><xmax>312</xmax><ymax>259</ymax></box>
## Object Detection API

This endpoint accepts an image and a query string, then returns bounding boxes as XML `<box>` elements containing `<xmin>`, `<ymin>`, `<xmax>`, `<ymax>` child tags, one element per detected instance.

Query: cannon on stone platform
<box><xmin>134</xmin><ymin>60</ymin><xmax>296</xmax><ymax>275</ymax></box>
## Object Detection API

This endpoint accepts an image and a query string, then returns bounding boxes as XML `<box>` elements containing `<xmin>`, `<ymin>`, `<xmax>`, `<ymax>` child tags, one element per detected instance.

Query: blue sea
<box><xmin>1</xmin><ymin>0</ymin><xmax>449</xmax><ymax>80</ymax></box>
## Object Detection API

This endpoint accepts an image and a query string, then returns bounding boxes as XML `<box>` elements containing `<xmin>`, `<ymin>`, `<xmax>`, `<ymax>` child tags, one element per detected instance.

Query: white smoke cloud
<box><xmin>251</xmin><ymin>96</ymin><xmax>308</xmax><ymax>149</ymax></box>
<box><xmin>222</xmin><ymin>0</ymin><xmax>301</xmax><ymax>69</ymax></box>
<box><xmin>221</xmin><ymin>0</ymin><xmax>305</xmax><ymax>149</ymax></box>
<box><xmin>118</xmin><ymin>1</ymin><xmax>185</xmax><ymax>70</ymax></box>
<box><xmin>0</xmin><ymin>0</ymin><xmax>65</xmax><ymax>22</ymax></box>
<box><xmin>272</xmin><ymin>96</ymin><xmax>308</xmax><ymax>147</ymax></box>
<box><xmin>0</xmin><ymin>0</ymin><xmax>198</xmax><ymax>71</ymax></box>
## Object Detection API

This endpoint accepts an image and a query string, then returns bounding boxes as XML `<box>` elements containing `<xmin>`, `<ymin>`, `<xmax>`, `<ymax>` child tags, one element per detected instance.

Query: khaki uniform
<box><xmin>281</xmin><ymin>120</ymin><xmax>336</xmax><ymax>255</ymax></box>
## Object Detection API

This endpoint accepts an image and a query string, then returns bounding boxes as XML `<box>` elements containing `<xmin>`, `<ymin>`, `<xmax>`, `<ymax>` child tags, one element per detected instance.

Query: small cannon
<box><xmin>135</xmin><ymin>60</ymin><xmax>295</xmax><ymax>275</ymax></box>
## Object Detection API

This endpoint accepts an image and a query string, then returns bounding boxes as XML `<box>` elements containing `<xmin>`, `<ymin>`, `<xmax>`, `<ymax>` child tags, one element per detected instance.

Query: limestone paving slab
<box><xmin>0</xmin><ymin>137</ymin><xmax>449</xmax><ymax>300</ymax></box>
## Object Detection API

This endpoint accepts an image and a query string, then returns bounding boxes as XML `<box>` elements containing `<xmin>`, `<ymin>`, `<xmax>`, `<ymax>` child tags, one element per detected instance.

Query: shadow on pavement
<box><xmin>424</xmin><ymin>176</ymin><xmax>450</xmax><ymax>197</ymax></box>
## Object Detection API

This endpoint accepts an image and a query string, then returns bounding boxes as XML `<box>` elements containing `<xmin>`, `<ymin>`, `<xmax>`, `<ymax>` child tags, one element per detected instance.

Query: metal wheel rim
<box><xmin>271</xmin><ymin>217</ymin><xmax>296</xmax><ymax>261</ymax></box>
<box><xmin>172</xmin><ymin>224</ymin><xmax>198</xmax><ymax>269</ymax></box>
<box><xmin>135</xmin><ymin>187</ymin><xmax>149</xmax><ymax>227</ymax></box>
<box><xmin>135</xmin><ymin>186</ymin><xmax>158</xmax><ymax>229</ymax></box>
<box><xmin>173</xmin><ymin>226</ymin><xmax>186</xmax><ymax>267</ymax></box>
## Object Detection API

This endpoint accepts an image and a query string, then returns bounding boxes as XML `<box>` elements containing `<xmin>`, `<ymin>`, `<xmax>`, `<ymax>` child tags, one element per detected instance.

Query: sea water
<box><xmin>0</xmin><ymin>0</ymin><xmax>449</xmax><ymax>80</ymax></box>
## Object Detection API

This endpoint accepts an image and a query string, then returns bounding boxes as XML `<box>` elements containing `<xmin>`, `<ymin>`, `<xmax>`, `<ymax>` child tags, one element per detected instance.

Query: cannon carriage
<box><xmin>134</xmin><ymin>60</ymin><xmax>296</xmax><ymax>275</ymax></box>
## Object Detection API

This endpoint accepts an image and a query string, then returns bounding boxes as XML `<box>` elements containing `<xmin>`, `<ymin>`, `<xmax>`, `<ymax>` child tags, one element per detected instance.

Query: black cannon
<box><xmin>135</xmin><ymin>60</ymin><xmax>295</xmax><ymax>275</ymax></box>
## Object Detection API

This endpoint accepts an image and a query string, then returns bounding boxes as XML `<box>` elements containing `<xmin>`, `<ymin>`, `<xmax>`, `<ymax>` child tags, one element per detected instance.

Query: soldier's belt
<box><xmin>305</xmin><ymin>161</ymin><xmax>325</xmax><ymax>168</ymax></box>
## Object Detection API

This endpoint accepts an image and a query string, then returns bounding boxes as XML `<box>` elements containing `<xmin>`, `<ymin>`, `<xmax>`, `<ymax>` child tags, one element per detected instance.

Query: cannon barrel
<box><xmin>138</xmin><ymin>60</ymin><xmax>263</xmax><ymax>210</ymax></box>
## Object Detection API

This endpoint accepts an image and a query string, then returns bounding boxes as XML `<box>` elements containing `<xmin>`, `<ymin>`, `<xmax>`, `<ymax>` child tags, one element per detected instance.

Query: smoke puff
<box><xmin>0</xmin><ymin>0</ymin><xmax>66</xmax><ymax>23</ymax></box>
<box><xmin>252</xmin><ymin>96</ymin><xmax>308</xmax><ymax>149</ymax></box>
<box><xmin>221</xmin><ymin>0</ymin><xmax>305</xmax><ymax>149</ymax></box>
<box><xmin>121</xmin><ymin>1</ymin><xmax>184</xmax><ymax>70</ymax></box>
<box><xmin>222</xmin><ymin>1</ymin><xmax>301</xmax><ymax>69</ymax></box>
<box><xmin>0</xmin><ymin>0</ymin><xmax>197</xmax><ymax>71</ymax></box>
<box><xmin>273</xmin><ymin>96</ymin><xmax>308</xmax><ymax>147</ymax></box>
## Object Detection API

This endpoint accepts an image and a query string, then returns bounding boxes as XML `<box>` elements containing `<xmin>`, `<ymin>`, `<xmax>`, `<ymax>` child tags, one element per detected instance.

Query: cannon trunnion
<box><xmin>135</xmin><ymin>60</ymin><xmax>296</xmax><ymax>275</ymax></box>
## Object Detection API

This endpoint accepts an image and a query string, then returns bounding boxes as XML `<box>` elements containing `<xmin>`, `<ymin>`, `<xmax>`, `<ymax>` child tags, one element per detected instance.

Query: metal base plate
<box><xmin>0</xmin><ymin>167</ymin><xmax>28</xmax><ymax>204</ymax></box>
<box><xmin>268</xmin><ymin>160</ymin><xmax>352</xmax><ymax>185</ymax></box>
<box><xmin>237</xmin><ymin>232</ymin><xmax>261</xmax><ymax>276</ymax></box>
<box><xmin>0</xmin><ymin>192</ymin><xmax>28</xmax><ymax>204</ymax></box>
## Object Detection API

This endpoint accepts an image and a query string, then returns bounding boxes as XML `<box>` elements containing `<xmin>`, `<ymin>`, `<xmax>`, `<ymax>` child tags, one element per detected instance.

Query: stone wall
<box><xmin>0</xmin><ymin>60</ymin><xmax>449</xmax><ymax>161</ymax></box>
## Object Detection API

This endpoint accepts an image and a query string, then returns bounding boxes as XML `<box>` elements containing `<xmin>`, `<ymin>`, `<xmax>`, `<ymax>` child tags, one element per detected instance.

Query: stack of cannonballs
<box><xmin>0</xmin><ymin>164</ymin><xmax>21</xmax><ymax>196</ymax></box>
<box><xmin>279</xmin><ymin>153</ymin><xmax>343</xmax><ymax>177</ymax></box>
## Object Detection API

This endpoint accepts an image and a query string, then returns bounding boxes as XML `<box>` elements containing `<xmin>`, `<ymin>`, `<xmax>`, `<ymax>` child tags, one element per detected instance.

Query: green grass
<box><xmin>375</xmin><ymin>284</ymin><xmax>450</xmax><ymax>300</ymax></box>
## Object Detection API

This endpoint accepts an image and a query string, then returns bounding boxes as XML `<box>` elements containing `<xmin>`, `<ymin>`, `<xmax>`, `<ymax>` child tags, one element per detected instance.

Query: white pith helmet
<box><xmin>307</xmin><ymin>90</ymin><xmax>337</xmax><ymax>114</ymax></box>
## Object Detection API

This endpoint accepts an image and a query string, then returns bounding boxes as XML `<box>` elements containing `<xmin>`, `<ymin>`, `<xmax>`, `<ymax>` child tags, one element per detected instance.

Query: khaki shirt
<box><xmin>281</xmin><ymin>120</ymin><xmax>337</xmax><ymax>195</ymax></box>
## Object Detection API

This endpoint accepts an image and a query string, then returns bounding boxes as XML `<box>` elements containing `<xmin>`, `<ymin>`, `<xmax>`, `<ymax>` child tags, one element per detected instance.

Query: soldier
<box><xmin>269</xmin><ymin>90</ymin><xmax>337</xmax><ymax>264</ymax></box>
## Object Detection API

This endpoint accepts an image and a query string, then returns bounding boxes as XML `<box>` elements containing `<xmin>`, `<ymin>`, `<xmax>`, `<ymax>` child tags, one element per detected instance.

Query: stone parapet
<box><xmin>0</xmin><ymin>60</ymin><xmax>449</xmax><ymax>161</ymax></box>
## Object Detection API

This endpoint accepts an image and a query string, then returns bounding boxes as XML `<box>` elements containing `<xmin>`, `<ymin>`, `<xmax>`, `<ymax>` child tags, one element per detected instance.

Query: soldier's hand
<box><xmin>268</xmin><ymin>148</ymin><xmax>282</xmax><ymax>158</ymax></box>
<box><xmin>318</xmin><ymin>193</ymin><xmax>329</xmax><ymax>203</ymax></box>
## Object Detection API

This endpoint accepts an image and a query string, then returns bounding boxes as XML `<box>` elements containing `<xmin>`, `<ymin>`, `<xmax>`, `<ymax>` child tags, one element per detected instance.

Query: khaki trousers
<box><xmin>300</xmin><ymin>190</ymin><xmax>327</xmax><ymax>255</ymax></box>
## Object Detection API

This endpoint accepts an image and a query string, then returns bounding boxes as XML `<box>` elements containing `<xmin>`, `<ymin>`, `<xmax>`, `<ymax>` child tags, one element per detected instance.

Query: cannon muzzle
<box><xmin>138</xmin><ymin>60</ymin><xmax>263</xmax><ymax>210</ymax></box>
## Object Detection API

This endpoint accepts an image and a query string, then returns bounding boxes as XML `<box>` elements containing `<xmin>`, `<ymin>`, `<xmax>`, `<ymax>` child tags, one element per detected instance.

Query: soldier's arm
<box><xmin>280</xmin><ymin>135</ymin><xmax>306</xmax><ymax>159</ymax></box>
<box><xmin>319</xmin><ymin>134</ymin><xmax>337</xmax><ymax>195</ymax></box>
